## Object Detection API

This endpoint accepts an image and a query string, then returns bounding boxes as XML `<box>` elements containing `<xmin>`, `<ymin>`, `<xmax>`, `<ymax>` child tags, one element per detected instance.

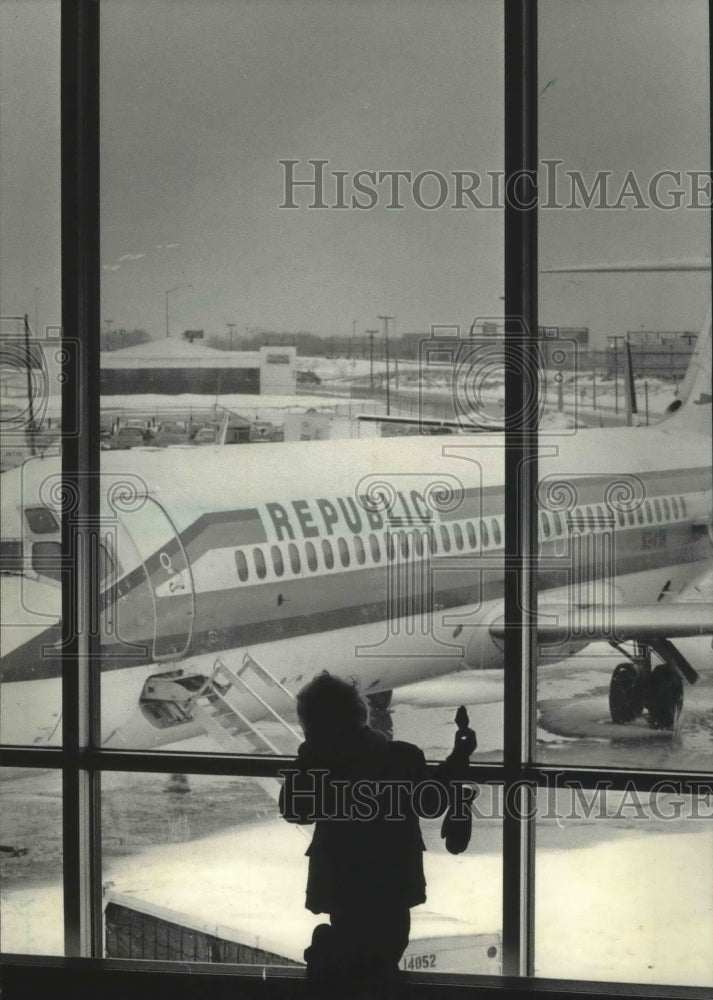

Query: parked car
<box><xmin>152</xmin><ymin>421</ymin><xmax>190</xmax><ymax>446</ymax></box>
<box><xmin>106</xmin><ymin>426</ymin><xmax>151</xmax><ymax>450</ymax></box>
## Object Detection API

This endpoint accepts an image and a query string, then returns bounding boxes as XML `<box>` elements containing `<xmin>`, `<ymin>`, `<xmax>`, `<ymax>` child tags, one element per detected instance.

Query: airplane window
<box><xmin>480</xmin><ymin>519</ymin><xmax>489</xmax><ymax>548</ymax></box>
<box><xmin>453</xmin><ymin>523</ymin><xmax>464</xmax><ymax>550</ymax></box>
<box><xmin>644</xmin><ymin>500</ymin><xmax>653</xmax><ymax>523</ymax></box>
<box><xmin>653</xmin><ymin>498</ymin><xmax>662</xmax><ymax>522</ymax></box>
<box><xmin>338</xmin><ymin>537</ymin><xmax>350</xmax><ymax>567</ymax></box>
<box><xmin>368</xmin><ymin>533</ymin><xmax>381</xmax><ymax>563</ymax></box>
<box><xmin>552</xmin><ymin>511</ymin><xmax>563</xmax><ymax>536</ymax></box>
<box><xmin>31</xmin><ymin>541</ymin><xmax>62</xmax><ymax>583</ymax></box>
<box><xmin>671</xmin><ymin>496</ymin><xmax>680</xmax><ymax>519</ymax></box>
<box><xmin>321</xmin><ymin>539</ymin><xmax>334</xmax><ymax>569</ymax></box>
<box><xmin>271</xmin><ymin>545</ymin><xmax>285</xmax><ymax>577</ymax></box>
<box><xmin>354</xmin><ymin>535</ymin><xmax>366</xmax><ymax>565</ymax></box>
<box><xmin>466</xmin><ymin>521</ymin><xmax>477</xmax><ymax>548</ymax></box>
<box><xmin>399</xmin><ymin>531</ymin><xmax>409</xmax><ymax>558</ymax></box>
<box><xmin>24</xmin><ymin>507</ymin><xmax>59</xmax><ymax>534</ymax></box>
<box><xmin>662</xmin><ymin>497</ymin><xmax>671</xmax><ymax>520</ymax></box>
<box><xmin>288</xmin><ymin>543</ymin><xmax>301</xmax><ymax>574</ymax></box>
<box><xmin>0</xmin><ymin>540</ymin><xmax>23</xmax><ymax>573</ymax></box>
<box><xmin>386</xmin><ymin>532</ymin><xmax>396</xmax><ymax>561</ymax></box>
<box><xmin>679</xmin><ymin>496</ymin><xmax>687</xmax><ymax>518</ymax></box>
<box><xmin>235</xmin><ymin>550</ymin><xmax>249</xmax><ymax>582</ymax></box>
<box><xmin>305</xmin><ymin>541</ymin><xmax>318</xmax><ymax>572</ymax></box>
<box><xmin>540</xmin><ymin>512</ymin><xmax>551</xmax><ymax>539</ymax></box>
<box><xmin>440</xmin><ymin>525</ymin><xmax>451</xmax><ymax>553</ymax></box>
<box><xmin>253</xmin><ymin>548</ymin><xmax>267</xmax><ymax>580</ymax></box>
<box><xmin>491</xmin><ymin>517</ymin><xmax>502</xmax><ymax>546</ymax></box>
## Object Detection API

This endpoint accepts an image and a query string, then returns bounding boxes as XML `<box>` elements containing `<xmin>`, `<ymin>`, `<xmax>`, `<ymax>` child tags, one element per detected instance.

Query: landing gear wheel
<box><xmin>609</xmin><ymin>663</ymin><xmax>645</xmax><ymax>723</ymax></box>
<box><xmin>646</xmin><ymin>665</ymin><xmax>683</xmax><ymax>730</ymax></box>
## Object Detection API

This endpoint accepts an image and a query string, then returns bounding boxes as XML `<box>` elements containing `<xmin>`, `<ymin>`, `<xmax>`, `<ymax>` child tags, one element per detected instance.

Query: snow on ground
<box><xmin>2</xmin><ymin>816</ymin><xmax>711</xmax><ymax>987</ymax></box>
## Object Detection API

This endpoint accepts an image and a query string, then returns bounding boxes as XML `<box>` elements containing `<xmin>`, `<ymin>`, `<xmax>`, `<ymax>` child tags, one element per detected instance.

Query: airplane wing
<box><xmin>505</xmin><ymin>603</ymin><xmax>713</xmax><ymax>644</ymax></box>
<box><xmin>490</xmin><ymin>603</ymin><xmax>713</xmax><ymax>685</ymax></box>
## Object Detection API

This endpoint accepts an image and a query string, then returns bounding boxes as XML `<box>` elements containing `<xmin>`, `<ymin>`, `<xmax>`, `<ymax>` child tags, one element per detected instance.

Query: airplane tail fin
<box><xmin>661</xmin><ymin>304</ymin><xmax>712</xmax><ymax>436</ymax></box>
<box><xmin>541</xmin><ymin>259</ymin><xmax>712</xmax><ymax>437</ymax></box>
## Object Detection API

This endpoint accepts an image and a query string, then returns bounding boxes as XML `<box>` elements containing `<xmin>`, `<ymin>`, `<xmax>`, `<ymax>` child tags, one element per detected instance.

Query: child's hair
<box><xmin>296</xmin><ymin>671</ymin><xmax>368</xmax><ymax>739</ymax></box>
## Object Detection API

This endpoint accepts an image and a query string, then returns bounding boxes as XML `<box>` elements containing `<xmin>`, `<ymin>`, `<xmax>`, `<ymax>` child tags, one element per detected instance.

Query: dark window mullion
<box><xmin>503</xmin><ymin>0</ymin><xmax>539</xmax><ymax>979</ymax></box>
<box><xmin>61</xmin><ymin>0</ymin><xmax>102</xmax><ymax>959</ymax></box>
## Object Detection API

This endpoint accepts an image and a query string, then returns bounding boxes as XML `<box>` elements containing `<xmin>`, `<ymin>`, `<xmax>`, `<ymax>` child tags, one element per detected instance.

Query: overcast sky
<box><xmin>0</xmin><ymin>0</ymin><xmax>710</xmax><ymax>346</ymax></box>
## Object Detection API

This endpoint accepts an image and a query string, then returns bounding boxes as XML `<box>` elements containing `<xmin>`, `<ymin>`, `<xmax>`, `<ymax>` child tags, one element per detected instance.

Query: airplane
<box><xmin>0</xmin><ymin>291</ymin><xmax>711</xmax><ymax>752</ymax></box>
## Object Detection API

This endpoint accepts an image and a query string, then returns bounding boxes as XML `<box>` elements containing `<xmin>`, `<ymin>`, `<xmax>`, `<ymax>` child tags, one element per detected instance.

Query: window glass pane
<box><xmin>537</xmin><ymin>0</ymin><xmax>712</xmax><ymax>771</ymax></box>
<box><xmin>1</xmin><ymin>769</ymin><xmax>63</xmax><ymax>955</ymax></box>
<box><xmin>535</xmin><ymin>787</ymin><xmax>713</xmax><ymax>987</ymax></box>
<box><xmin>99</xmin><ymin>0</ymin><xmax>504</xmax><ymax>758</ymax></box>
<box><xmin>0</xmin><ymin>0</ymin><xmax>62</xmax><ymax>747</ymax></box>
<box><xmin>102</xmin><ymin>771</ymin><xmax>502</xmax><ymax>975</ymax></box>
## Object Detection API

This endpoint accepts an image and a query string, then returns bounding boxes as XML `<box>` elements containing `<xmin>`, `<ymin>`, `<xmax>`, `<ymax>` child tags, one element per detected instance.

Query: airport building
<box><xmin>100</xmin><ymin>338</ymin><xmax>297</xmax><ymax>396</ymax></box>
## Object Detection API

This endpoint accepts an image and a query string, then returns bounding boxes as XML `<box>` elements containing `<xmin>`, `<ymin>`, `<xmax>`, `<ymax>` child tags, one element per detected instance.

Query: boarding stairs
<box><xmin>143</xmin><ymin>652</ymin><xmax>303</xmax><ymax>804</ymax></box>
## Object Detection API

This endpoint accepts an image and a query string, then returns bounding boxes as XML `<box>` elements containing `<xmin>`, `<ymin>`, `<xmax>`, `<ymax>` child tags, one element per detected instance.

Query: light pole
<box><xmin>378</xmin><ymin>315</ymin><xmax>393</xmax><ymax>415</ymax></box>
<box><xmin>165</xmin><ymin>284</ymin><xmax>192</xmax><ymax>338</ymax></box>
<box><xmin>366</xmin><ymin>329</ymin><xmax>379</xmax><ymax>396</ymax></box>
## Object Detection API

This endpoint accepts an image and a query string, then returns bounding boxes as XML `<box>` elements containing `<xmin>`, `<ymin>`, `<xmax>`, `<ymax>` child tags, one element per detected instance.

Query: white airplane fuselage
<box><xmin>1</xmin><ymin>411</ymin><xmax>710</xmax><ymax>750</ymax></box>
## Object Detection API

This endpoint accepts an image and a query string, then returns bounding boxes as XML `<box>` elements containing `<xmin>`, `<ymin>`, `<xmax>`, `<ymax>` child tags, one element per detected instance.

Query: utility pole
<box><xmin>227</xmin><ymin>322</ymin><xmax>236</xmax><ymax>351</ymax></box>
<box><xmin>378</xmin><ymin>315</ymin><xmax>393</xmax><ymax>415</ymax></box>
<box><xmin>366</xmin><ymin>329</ymin><xmax>379</xmax><ymax>396</ymax></box>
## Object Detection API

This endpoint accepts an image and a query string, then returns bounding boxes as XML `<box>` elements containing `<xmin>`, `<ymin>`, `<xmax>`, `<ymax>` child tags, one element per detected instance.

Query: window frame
<box><xmin>1</xmin><ymin>3</ymin><xmax>711</xmax><ymax>998</ymax></box>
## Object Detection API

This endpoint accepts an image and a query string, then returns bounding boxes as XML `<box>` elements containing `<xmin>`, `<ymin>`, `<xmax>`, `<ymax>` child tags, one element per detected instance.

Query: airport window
<box><xmin>288</xmin><ymin>542</ymin><xmax>301</xmax><ymax>574</ymax></box>
<box><xmin>24</xmin><ymin>507</ymin><xmax>59</xmax><ymax>534</ymax></box>
<box><xmin>321</xmin><ymin>538</ymin><xmax>334</xmax><ymax>570</ymax></box>
<box><xmin>271</xmin><ymin>545</ymin><xmax>284</xmax><ymax>577</ymax></box>
<box><xmin>253</xmin><ymin>548</ymin><xmax>267</xmax><ymax>580</ymax></box>
<box><xmin>368</xmin><ymin>532</ymin><xmax>381</xmax><ymax>563</ymax></box>
<box><xmin>4</xmin><ymin>3</ymin><xmax>712</xmax><ymax>998</ymax></box>
<box><xmin>235</xmin><ymin>550</ymin><xmax>249</xmax><ymax>582</ymax></box>
<box><xmin>305</xmin><ymin>540</ymin><xmax>318</xmax><ymax>572</ymax></box>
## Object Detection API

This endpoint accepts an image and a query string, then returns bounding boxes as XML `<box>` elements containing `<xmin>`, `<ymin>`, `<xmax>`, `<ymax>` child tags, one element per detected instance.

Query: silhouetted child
<box><xmin>279</xmin><ymin>672</ymin><xmax>476</xmax><ymax>997</ymax></box>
